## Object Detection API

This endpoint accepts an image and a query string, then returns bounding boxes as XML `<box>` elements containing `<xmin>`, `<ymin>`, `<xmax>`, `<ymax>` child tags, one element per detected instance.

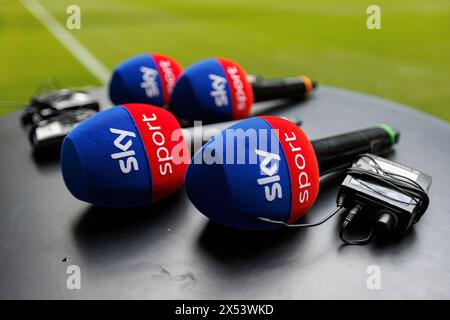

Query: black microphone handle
<box><xmin>250</xmin><ymin>76</ymin><xmax>317</xmax><ymax>102</ymax></box>
<box><xmin>310</xmin><ymin>125</ymin><xmax>399</xmax><ymax>175</ymax></box>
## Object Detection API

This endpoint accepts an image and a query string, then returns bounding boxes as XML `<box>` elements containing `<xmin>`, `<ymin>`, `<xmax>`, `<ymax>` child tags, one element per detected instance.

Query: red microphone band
<box><xmin>124</xmin><ymin>104</ymin><xmax>189</xmax><ymax>202</ymax></box>
<box><xmin>216</xmin><ymin>58</ymin><xmax>254</xmax><ymax>120</ymax></box>
<box><xmin>261</xmin><ymin>116</ymin><xmax>320</xmax><ymax>223</ymax></box>
<box><xmin>152</xmin><ymin>53</ymin><xmax>183</xmax><ymax>105</ymax></box>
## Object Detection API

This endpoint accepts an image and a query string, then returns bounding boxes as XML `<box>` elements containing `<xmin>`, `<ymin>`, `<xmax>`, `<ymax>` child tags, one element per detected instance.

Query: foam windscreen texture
<box><xmin>170</xmin><ymin>58</ymin><xmax>254</xmax><ymax>124</ymax></box>
<box><xmin>61</xmin><ymin>103</ymin><xmax>189</xmax><ymax>207</ymax></box>
<box><xmin>185</xmin><ymin>116</ymin><xmax>319</xmax><ymax>230</ymax></box>
<box><xmin>109</xmin><ymin>53</ymin><xmax>182</xmax><ymax>107</ymax></box>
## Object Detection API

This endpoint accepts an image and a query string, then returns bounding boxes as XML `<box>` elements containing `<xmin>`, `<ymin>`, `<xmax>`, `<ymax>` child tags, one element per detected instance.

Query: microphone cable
<box><xmin>258</xmin><ymin>194</ymin><xmax>373</xmax><ymax>245</ymax></box>
<box><xmin>338</xmin><ymin>204</ymin><xmax>373</xmax><ymax>245</ymax></box>
<box><xmin>258</xmin><ymin>195</ymin><xmax>347</xmax><ymax>228</ymax></box>
<box><xmin>258</xmin><ymin>154</ymin><xmax>430</xmax><ymax>245</ymax></box>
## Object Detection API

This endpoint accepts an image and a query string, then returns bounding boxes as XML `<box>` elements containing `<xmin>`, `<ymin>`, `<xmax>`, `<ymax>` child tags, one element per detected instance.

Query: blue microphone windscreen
<box><xmin>185</xmin><ymin>117</ymin><xmax>291</xmax><ymax>230</ymax></box>
<box><xmin>109</xmin><ymin>54</ymin><xmax>164</xmax><ymax>106</ymax></box>
<box><xmin>61</xmin><ymin>105</ymin><xmax>153</xmax><ymax>207</ymax></box>
<box><xmin>170</xmin><ymin>58</ymin><xmax>233</xmax><ymax>123</ymax></box>
<box><xmin>109</xmin><ymin>53</ymin><xmax>183</xmax><ymax>107</ymax></box>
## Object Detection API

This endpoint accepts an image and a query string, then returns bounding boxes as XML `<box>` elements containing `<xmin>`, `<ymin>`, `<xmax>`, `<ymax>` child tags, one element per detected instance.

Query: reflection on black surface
<box><xmin>73</xmin><ymin>188</ymin><xmax>186</xmax><ymax>264</ymax></box>
<box><xmin>197</xmin><ymin>171</ymin><xmax>346</xmax><ymax>264</ymax></box>
<box><xmin>198</xmin><ymin>220</ymin><xmax>305</xmax><ymax>263</ymax></box>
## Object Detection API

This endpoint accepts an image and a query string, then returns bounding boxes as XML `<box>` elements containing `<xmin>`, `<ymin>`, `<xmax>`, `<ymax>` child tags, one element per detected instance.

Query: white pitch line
<box><xmin>20</xmin><ymin>0</ymin><xmax>110</xmax><ymax>84</ymax></box>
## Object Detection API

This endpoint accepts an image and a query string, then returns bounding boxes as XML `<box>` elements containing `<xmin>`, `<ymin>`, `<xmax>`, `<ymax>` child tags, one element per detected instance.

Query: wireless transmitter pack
<box><xmin>21</xmin><ymin>88</ymin><xmax>100</xmax><ymax>150</ymax></box>
<box><xmin>337</xmin><ymin>154</ymin><xmax>432</xmax><ymax>244</ymax></box>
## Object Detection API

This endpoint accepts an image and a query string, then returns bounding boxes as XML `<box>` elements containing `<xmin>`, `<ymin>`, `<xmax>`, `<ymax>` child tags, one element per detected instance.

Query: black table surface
<box><xmin>1</xmin><ymin>86</ymin><xmax>449</xmax><ymax>299</ymax></box>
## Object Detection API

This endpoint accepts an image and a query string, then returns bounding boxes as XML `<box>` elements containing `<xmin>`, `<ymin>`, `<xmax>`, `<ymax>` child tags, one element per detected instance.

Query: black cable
<box><xmin>339</xmin><ymin>220</ymin><xmax>374</xmax><ymax>245</ymax></box>
<box><xmin>258</xmin><ymin>195</ymin><xmax>347</xmax><ymax>228</ymax></box>
<box><xmin>339</xmin><ymin>205</ymin><xmax>374</xmax><ymax>245</ymax></box>
<box><xmin>258</xmin><ymin>154</ymin><xmax>428</xmax><ymax>245</ymax></box>
<box><xmin>1</xmin><ymin>79</ymin><xmax>64</xmax><ymax>112</ymax></box>
<box><xmin>6</xmin><ymin>78</ymin><xmax>67</xmax><ymax>111</ymax></box>
<box><xmin>258</xmin><ymin>206</ymin><xmax>347</xmax><ymax>228</ymax></box>
<box><xmin>358</xmin><ymin>154</ymin><xmax>426</xmax><ymax>193</ymax></box>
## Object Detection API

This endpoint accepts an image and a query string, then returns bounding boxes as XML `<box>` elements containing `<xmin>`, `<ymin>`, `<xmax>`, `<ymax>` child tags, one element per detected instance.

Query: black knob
<box><xmin>375</xmin><ymin>211</ymin><xmax>397</xmax><ymax>234</ymax></box>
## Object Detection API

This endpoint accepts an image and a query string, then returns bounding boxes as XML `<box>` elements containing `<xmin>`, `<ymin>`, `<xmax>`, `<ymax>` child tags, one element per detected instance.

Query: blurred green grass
<box><xmin>1</xmin><ymin>0</ymin><xmax>449</xmax><ymax>121</ymax></box>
